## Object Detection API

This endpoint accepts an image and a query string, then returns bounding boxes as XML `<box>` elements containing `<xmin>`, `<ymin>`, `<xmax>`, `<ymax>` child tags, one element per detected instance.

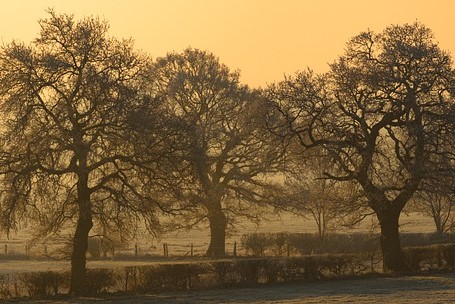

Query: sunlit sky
<box><xmin>0</xmin><ymin>0</ymin><xmax>454</xmax><ymax>88</ymax></box>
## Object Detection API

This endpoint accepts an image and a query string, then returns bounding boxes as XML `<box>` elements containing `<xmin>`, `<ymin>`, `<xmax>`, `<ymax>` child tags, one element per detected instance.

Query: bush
<box><xmin>241</xmin><ymin>232</ymin><xmax>455</xmax><ymax>257</ymax></box>
<box><xmin>441</xmin><ymin>244</ymin><xmax>455</xmax><ymax>270</ymax></box>
<box><xmin>241</xmin><ymin>233</ymin><xmax>274</xmax><ymax>256</ymax></box>
<box><xmin>212</xmin><ymin>261</ymin><xmax>236</xmax><ymax>285</ymax></box>
<box><xmin>128</xmin><ymin>263</ymin><xmax>209</xmax><ymax>293</ymax></box>
<box><xmin>235</xmin><ymin>259</ymin><xmax>265</xmax><ymax>284</ymax></box>
<box><xmin>0</xmin><ymin>274</ymin><xmax>13</xmax><ymax>299</ymax></box>
<box><xmin>321</xmin><ymin>254</ymin><xmax>369</xmax><ymax>275</ymax></box>
<box><xmin>401</xmin><ymin>244</ymin><xmax>455</xmax><ymax>272</ymax></box>
<box><xmin>263</xmin><ymin>258</ymin><xmax>286</xmax><ymax>283</ymax></box>
<box><xmin>272</xmin><ymin>233</ymin><xmax>288</xmax><ymax>256</ymax></box>
<box><xmin>241</xmin><ymin>233</ymin><xmax>379</xmax><ymax>256</ymax></box>
<box><xmin>17</xmin><ymin>271</ymin><xmax>67</xmax><ymax>297</ymax></box>
<box><xmin>401</xmin><ymin>233</ymin><xmax>455</xmax><ymax>247</ymax></box>
<box><xmin>86</xmin><ymin>268</ymin><xmax>115</xmax><ymax>294</ymax></box>
<box><xmin>4</xmin><ymin>244</ymin><xmax>455</xmax><ymax>301</ymax></box>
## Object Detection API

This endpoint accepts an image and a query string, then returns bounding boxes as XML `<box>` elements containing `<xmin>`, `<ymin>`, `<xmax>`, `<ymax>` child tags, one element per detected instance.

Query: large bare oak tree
<box><xmin>270</xmin><ymin>23</ymin><xmax>455</xmax><ymax>271</ymax></box>
<box><xmin>144</xmin><ymin>48</ymin><xmax>286</xmax><ymax>257</ymax></box>
<box><xmin>0</xmin><ymin>11</ymin><xmax>162</xmax><ymax>295</ymax></box>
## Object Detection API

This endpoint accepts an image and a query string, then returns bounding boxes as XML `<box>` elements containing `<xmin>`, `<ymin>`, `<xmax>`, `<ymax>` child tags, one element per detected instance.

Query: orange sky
<box><xmin>0</xmin><ymin>0</ymin><xmax>454</xmax><ymax>88</ymax></box>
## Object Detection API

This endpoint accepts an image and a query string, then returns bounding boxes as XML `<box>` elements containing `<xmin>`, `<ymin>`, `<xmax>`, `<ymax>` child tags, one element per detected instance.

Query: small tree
<box><xmin>285</xmin><ymin>150</ymin><xmax>367</xmax><ymax>238</ymax></box>
<box><xmin>411</xmin><ymin>177</ymin><xmax>455</xmax><ymax>234</ymax></box>
<box><xmin>0</xmin><ymin>11</ymin><xmax>162</xmax><ymax>295</ymax></box>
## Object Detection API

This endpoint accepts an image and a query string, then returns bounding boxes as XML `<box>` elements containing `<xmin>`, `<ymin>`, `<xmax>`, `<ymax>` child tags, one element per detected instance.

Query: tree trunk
<box><xmin>377</xmin><ymin>207</ymin><xmax>407</xmax><ymax>272</ymax></box>
<box><xmin>206</xmin><ymin>210</ymin><xmax>227</xmax><ymax>258</ymax></box>
<box><xmin>69</xmin><ymin>159</ymin><xmax>93</xmax><ymax>295</ymax></box>
<box><xmin>70</xmin><ymin>210</ymin><xmax>93</xmax><ymax>295</ymax></box>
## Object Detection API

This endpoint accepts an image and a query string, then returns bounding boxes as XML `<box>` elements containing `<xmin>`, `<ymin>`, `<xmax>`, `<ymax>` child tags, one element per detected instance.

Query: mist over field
<box><xmin>0</xmin><ymin>3</ymin><xmax>454</xmax><ymax>302</ymax></box>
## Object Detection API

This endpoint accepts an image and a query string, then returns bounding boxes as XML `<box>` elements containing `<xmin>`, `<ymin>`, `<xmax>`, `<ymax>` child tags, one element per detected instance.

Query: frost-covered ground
<box><xmin>0</xmin><ymin>212</ymin><xmax>452</xmax><ymax>303</ymax></box>
<box><xmin>16</xmin><ymin>273</ymin><xmax>455</xmax><ymax>303</ymax></box>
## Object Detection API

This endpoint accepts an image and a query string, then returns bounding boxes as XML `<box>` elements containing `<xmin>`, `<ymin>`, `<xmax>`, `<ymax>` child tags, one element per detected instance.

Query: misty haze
<box><xmin>0</xmin><ymin>1</ymin><xmax>455</xmax><ymax>303</ymax></box>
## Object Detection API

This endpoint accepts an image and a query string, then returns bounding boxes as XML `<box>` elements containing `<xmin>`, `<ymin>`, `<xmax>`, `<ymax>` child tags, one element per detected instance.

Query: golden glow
<box><xmin>1</xmin><ymin>0</ymin><xmax>454</xmax><ymax>88</ymax></box>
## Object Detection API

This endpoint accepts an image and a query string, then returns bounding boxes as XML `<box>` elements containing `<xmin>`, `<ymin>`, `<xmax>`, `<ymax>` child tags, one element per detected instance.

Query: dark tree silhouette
<box><xmin>411</xmin><ymin>169</ymin><xmax>455</xmax><ymax>234</ymax></box>
<box><xmin>269</xmin><ymin>23</ymin><xmax>455</xmax><ymax>271</ymax></box>
<box><xmin>0</xmin><ymin>11</ymin><xmax>162</xmax><ymax>295</ymax></box>
<box><xmin>143</xmin><ymin>48</ymin><xmax>286</xmax><ymax>257</ymax></box>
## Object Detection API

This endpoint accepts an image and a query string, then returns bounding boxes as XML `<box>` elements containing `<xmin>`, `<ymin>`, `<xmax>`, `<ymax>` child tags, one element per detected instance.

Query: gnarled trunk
<box><xmin>70</xmin><ymin>209</ymin><xmax>93</xmax><ymax>295</ymax></box>
<box><xmin>377</xmin><ymin>207</ymin><xmax>407</xmax><ymax>272</ymax></box>
<box><xmin>206</xmin><ymin>209</ymin><xmax>227</xmax><ymax>258</ymax></box>
<box><xmin>69</xmin><ymin>160</ymin><xmax>93</xmax><ymax>295</ymax></box>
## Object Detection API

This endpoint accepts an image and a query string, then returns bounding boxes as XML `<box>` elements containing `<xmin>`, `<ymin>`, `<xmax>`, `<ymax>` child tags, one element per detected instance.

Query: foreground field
<box><xmin>16</xmin><ymin>273</ymin><xmax>455</xmax><ymax>303</ymax></box>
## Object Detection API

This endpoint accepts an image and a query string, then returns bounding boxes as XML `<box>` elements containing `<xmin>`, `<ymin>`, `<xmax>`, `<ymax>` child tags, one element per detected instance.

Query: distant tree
<box><xmin>411</xmin><ymin>176</ymin><xmax>455</xmax><ymax>234</ymax></box>
<box><xmin>284</xmin><ymin>149</ymin><xmax>368</xmax><ymax>238</ymax></box>
<box><xmin>270</xmin><ymin>23</ymin><xmax>455</xmax><ymax>271</ymax></box>
<box><xmin>0</xmin><ymin>11</ymin><xmax>163</xmax><ymax>295</ymax></box>
<box><xmin>143</xmin><ymin>48</ymin><xmax>286</xmax><ymax>257</ymax></box>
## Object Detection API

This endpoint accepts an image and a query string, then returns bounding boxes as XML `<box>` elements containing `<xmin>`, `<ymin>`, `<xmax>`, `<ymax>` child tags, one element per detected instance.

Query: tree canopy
<box><xmin>142</xmin><ymin>48</ymin><xmax>286</xmax><ymax>257</ymax></box>
<box><xmin>269</xmin><ymin>22</ymin><xmax>455</xmax><ymax>271</ymax></box>
<box><xmin>0</xmin><ymin>10</ymin><xmax>165</xmax><ymax>294</ymax></box>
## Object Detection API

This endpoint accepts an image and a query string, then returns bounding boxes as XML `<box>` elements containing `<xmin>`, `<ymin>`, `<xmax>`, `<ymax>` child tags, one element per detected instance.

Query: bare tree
<box><xmin>143</xmin><ymin>48</ymin><xmax>286</xmax><ymax>257</ymax></box>
<box><xmin>285</xmin><ymin>149</ymin><xmax>368</xmax><ymax>238</ymax></box>
<box><xmin>411</xmin><ymin>177</ymin><xmax>455</xmax><ymax>234</ymax></box>
<box><xmin>0</xmin><ymin>11</ymin><xmax>163</xmax><ymax>295</ymax></box>
<box><xmin>270</xmin><ymin>23</ymin><xmax>455</xmax><ymax>271</ymax></box>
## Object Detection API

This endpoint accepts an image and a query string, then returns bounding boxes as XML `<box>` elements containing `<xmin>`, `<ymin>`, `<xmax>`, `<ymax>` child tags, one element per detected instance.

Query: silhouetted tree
<box><xmin>0</xmin><ymin>11</ymin><xmax>162</xmax><ymax>295</ymax></box>
<box><xmin>411</xmin><ymin>173</ymin><xmax>455</xmax><ymax>234</ymax></box>
<box><xmin>144</xmin><ymin>48</ymin><xmax>285</xmax><ymax>257</ymax></box>
<box><xmin>270</xmin><ymin>23</ymin><xmax>455</xmax><ymax>271</ymax></box>
<box><xmin>284</xmin><ymin>148</ymin><xmax>367</xmax><ymax>238</ymax></box>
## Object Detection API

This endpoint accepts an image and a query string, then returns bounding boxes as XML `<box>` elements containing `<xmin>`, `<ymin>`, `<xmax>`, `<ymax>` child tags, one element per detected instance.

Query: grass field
<box><xmin>0</xmin><ymin>211</ymin><xmax>439</xmax><ymax>274</ymax></box>
<box><xmin>0</xmin><ymin>211</ymin><xmax>438</xmax><ymax>256</ymax></box>
<box><xmin>14</xmin><ymin>273</ymin><xmax>455</xmax><ymax>303</ymax></box>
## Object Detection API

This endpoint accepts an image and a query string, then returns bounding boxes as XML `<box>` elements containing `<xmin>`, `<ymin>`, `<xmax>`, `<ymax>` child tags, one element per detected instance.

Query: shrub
<box><xmin>401</xmin><ymin>233</ymin><xmax>455</xmax><ymax>247</ymax></box>
<box><xmin>86</xmin><ymin>268</ymin><xmax>115</xmax><ymax>294</ymax></box>
<box><xmin>319</xmin><ymin>254</ymin><xmax>367</xmax><ymax>276</ymax></box>
<box><xmin>301</xmin><ymin>256</ymin><xmax>324</xmax><ymax>279</ymax></box>
<box><xmin>241</xmin><ymin>232</ymin><xmax>455</xmax><ymax>257</ymax></box>
<box><xmin>283</xmin><ymin>257</ymin><xmax>305</xmax><ymax>281</ymax></box>
<box><xmin>235</xmin><ymin>259</ymin><xmax>265</xmax><ymax>284</ymax></box>
<box><xmin>273</xmin><ymin>233</ymin><xmax>289</xmax><ymax>256</ymax></box>
<box><xmin>17</xmin><ymin>271</ymin><xmax>67</xmax><ymax>297</ymax></box>
<box><xmin>241</xmin><ymin>234</ymin><xmax>274</xmax><ymax>256</ymax></box>
<box><xmin>441</xmin><ymin>244</ymin><xmax>455</xmax><ymax>270</ymax></box>
<box><xmin>212</xmin><ymin>261</ymin><xmax>236</xmax><ymax>285</ymax></box>
<box><xmin>403</xmin><ymin>245</ymin><xmax>442</xmax><ymax>271</ymax></box>
<box><xmin>129</xmin><ymin>263</ymin><xmax>209</xmax><ymax>293</ymax></box>
<box><xmin>0</xmin><ymin>274</ymin><xmax>13</xmax><ymax>299</ymax></box>
<box><xmin>263</xmin><ymin>258</ymin><xmax>286</xmax><ymax>283</ymax></box>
